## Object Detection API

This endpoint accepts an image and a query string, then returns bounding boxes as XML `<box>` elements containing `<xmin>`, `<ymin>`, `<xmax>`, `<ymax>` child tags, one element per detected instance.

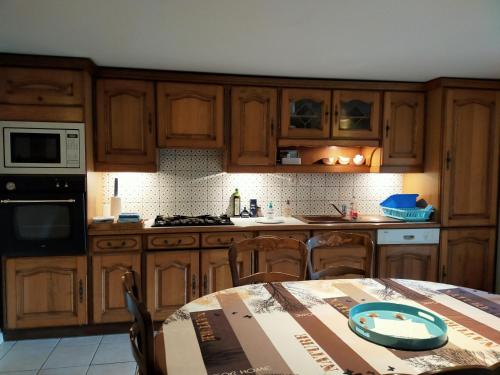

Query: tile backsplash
<box><xmin>100</xmin><ymin>149</ymin><xmax>403</xmax><ymax>219</ymax></box>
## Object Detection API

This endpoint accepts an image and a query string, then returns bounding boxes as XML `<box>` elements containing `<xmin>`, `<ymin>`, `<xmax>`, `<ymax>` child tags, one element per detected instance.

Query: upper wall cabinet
<box><xmin>96</xmin><ymin>79</ymin><xmax>157</xmax><ymax>172</ymax></box>
<box><xmin>0</xmin><ymin>67</ymin><xmax>83</xmax><ymax>106</ymax></box>
<box><xmin>281</xmin><ymin>89</ymin><xmax>331</xmax><ymax>139</ymax></box>
<box><xmin>441</xmin><ymin>89</ymin><xmax>500</xmax><ymax>226</ymax></box>
<box><xmin>231</xmin><ymin>86</ymin><xmax>277</xmax><ymax>166</ymax></box>
<box><xmin>157</xmin><ymin>83</ymin><xmax>224</xmax><ymax>148</ymax></box>
<box><xmin>382</xmin><ymin>91</ymin><xmax>424</xmax><ymax>166</ymax></box>
<box><xmin>332</xmin><ymin>90</ymin><xmax>381</xmax><ymax>139</ymax></box>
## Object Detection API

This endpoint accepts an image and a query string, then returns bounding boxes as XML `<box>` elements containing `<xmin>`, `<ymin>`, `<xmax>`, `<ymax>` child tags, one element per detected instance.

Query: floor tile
<box><xmin>43</xmin><ymin>343</ymin><xmax>98</xmax><ymax>369</ymax></box>
<box><xmin>100</xmin><ymin>334</ymin><xmax>129</xmax><ymax>345</ymax></box>
<box><xmin>59</xmin><ymin>336</ymin><xmax>102</xmax><ymax>347</ymax></box>
<box><xmin>0</xmin><ymin>342</ymin><xmax>16</xmax><ymax>360</ymax></box>
<box><xmin>91</xmin><ymin>342</ymin><xmax>133</xmax><ymax>365</ymax></box>
<box><xmin>0</xmin><ymin>340</ymin><xmax>57</xmax><ymax>372</ymax></box>
<box><xmin>0</xmin><ymin>371</ymin><xmax>37</xmax><ymax>375</ymax></box>
<box><xmin>87</xmin><ymin>362</ymin><xmax>136</xmax><ymax>375</ymax></box>
<box><xmin>38</xmin><ymin>366</ymin><xmax>88</xmax><ymax>375</ymax></box>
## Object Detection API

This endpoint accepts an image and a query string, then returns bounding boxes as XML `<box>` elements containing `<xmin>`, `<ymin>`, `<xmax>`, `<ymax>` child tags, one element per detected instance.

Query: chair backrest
<box><xmin>122</xmin><ymin>270</ymin><xmax>140</xmax><ymax>300</ymax></box>
<box><xmin>122</xmin><ymin>271</ymin><xmax>155</xmax><ymax>375</ymax></box>
<box><xmin>229</xmin><ymin>236</ymin><xmax>308</xmax><ymax>286</ymax></box>
<box><xmin>306</xmin><ymin>231</ymin><xmax>375</xmax><ymax>280</ymax></box>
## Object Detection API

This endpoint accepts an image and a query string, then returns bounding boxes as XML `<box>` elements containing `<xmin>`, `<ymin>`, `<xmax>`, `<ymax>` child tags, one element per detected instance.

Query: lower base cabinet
<box><xmin>92</xmin><ymin>253</ymin><xmax>141</xmax><ymax>323</ymax></box>
<box><xmin>440</xmin><ymin>228</ymin><xmax>496</xmax><ymax>292</ymax></box>
<box><xmin>201</xmin><ymin>249</ymin><xmax>252</xmax><ymax>295</ymax></box>
<box><xmin>5</xmin><ymin>256</ymin><xmax>87</xmax><ymax>329</ymax></box>
<box><xmin>378</xmin><ymin>245</ymin><xmax>438</xmax><ymax>281</ymax></box>
<box><xmin>146</xmin><ymin>251</ymin><xmax>200</xmax><ymax>321</ymax></box>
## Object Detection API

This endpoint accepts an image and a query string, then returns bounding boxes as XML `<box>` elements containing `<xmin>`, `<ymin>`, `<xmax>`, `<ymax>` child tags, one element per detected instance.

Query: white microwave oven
<box><xmin>0</xmin><ymin>121</ymin><xmax>85</xmax><ymax>174</ymax></box>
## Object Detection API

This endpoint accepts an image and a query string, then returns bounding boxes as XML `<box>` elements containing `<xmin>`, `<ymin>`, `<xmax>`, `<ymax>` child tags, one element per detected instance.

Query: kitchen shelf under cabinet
<box><xmin>4</xmin><ymin>256</ymin><xmax>87</xmax><ymax>329</ymax></box>
<box><xmin>92</xmin><ymin>253</ymin><xmax>141</xmax><ymax>323</ymax></box>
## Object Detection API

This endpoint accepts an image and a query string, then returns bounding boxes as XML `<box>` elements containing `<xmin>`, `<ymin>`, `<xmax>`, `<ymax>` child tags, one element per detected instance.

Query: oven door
<box><xmin>0</xmin><ymin>193</ymin><xmax>86</xmax><ymax>256</ymax></box>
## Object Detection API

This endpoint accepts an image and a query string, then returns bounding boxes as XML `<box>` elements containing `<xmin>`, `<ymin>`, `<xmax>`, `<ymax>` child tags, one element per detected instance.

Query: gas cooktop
<box><xmin>152</xmin><ymin>214</ymin><xmax>234</xmax><ymax>227</ymax></box>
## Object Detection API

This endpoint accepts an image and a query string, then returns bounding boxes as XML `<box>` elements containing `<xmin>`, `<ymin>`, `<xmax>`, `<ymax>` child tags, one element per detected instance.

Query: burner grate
<box><xmin>152</xmin><ymin>214</ymin><xmax>234</xmax><ymax>227</ymax></box>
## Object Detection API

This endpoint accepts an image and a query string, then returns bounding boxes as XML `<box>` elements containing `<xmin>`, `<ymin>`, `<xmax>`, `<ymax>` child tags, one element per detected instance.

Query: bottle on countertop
<box><xmin>266</xmin><ymin>201</ymin><xmax>274</xmax><ymax>220</ymax></box>
<box><xmin>232</xmin><ymin>188</ymin><xmax>241</xmax><ymax>217</ymax></box>
<box><xmin>349</xmin><ymin>197</ymin><xmax>358</xmax><ymax>220</ymax></box>
<box><xmin>110</xmin><ymin>178</ymin><xmax>122</xmax><ymax>220</ymax></box>
<box><xmin>240</xmin><ymin>207</ymin><xmax>250</xmax><ymax>218</ymax></box>
<box><xmin>249</xmin><ymin>199</ymin><xmax>258</xmax><ymax>217</ymax></box>
<box><xmin>283</xmin><ymin>200</ymin><xmax>292</xmax><ymax>217</ymax></box>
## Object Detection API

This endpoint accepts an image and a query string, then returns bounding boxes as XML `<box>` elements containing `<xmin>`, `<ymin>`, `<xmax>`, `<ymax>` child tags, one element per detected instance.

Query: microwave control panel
<box><xmin>65</xmin><ymin>130</ymin><xmax>80</xmax><ymax>167</ymax></box>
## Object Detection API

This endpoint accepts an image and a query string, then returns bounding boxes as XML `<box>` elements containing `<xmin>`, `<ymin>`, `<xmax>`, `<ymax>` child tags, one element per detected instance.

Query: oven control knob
<box><xmin>5</xmin><ymin>182</ymin><xmax>16</xmax><ymax>191</ymax></box>
<box><xmin>64</xmin><ymin>182</ymin><xmax>69</xmax><ymax>188</ymax></box>
<box><xmin>56</xmin><ymin>182</ymin><xmax>60</xmax><ymax>188</ymax></box>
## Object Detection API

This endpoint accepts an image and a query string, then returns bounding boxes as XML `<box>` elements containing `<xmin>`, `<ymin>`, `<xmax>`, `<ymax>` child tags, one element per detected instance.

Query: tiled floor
<box><xmin>0</xmin><ymin>334</ymin><xmax>137</xmax><ymax>375</ymax></box>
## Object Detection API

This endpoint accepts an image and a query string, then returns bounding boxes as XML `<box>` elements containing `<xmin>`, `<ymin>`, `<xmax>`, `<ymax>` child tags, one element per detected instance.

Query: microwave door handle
<box><xmin>0</xmin><ymin>199</ymin><xmax>76</xmax><ymax>204</ymax></box>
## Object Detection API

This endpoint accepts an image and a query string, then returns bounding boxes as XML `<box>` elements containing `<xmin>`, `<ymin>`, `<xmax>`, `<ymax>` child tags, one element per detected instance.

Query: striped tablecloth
<box><xmin>162</xmin><ymin>279</ymin><xmax>500</xmax><ymax>375</ymax></box>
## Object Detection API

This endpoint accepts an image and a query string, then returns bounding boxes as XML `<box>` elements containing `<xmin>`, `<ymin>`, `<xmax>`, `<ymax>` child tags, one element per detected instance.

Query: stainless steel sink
<box><xmin>293</xmin><ymin>215</ymin><xmax>350</xmax><ymax>224</ymax></box>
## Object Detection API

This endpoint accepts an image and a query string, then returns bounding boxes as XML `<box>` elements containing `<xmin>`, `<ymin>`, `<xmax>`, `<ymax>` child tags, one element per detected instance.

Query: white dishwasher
<box><xmin>377</xmin><ymin>228</ymin><xmax>440</xmax><ymax>245</ymax></box>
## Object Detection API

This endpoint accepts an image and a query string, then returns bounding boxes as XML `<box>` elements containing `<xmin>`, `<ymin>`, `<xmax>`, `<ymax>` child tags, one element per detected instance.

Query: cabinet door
<box><xmin>146</xmin><ymin>251</ymin><xmax>199</xmax><ymax>321</ymax></box>
<box><xmin>96</xmin><ymin>79</ymin><xmax>156</xmax><ymax>172</ymax></box>
<box><xmin>378</xmin><ymin>245</ymin><xmax>438</xmax><ymax>281</ymax></box>
<box><xmin>5</xmin><ymin>256</ymin><xmax>87</xmax><ymax>329</ymax></box>
<box><xmin>231</xmin><ymin>86</ymin><xmax>277</xmax><ymax>166</ymax></box>
<box><xmin>382</xmin><ymin>92</ymin><xmax>424</xmax><ymax>166</ymax></box>
<box><xmin>200</xmin><ymin>249</ymin><xmax>252</xmax><ymax>295</ymax></box>
<box><xmin>281</xmin><ymin>89</ymin><xmax>331</xmax><ymax>139</ymax></box>
<box><xmin>332</xmin><ymin>90</ymin><xmax>381</xmax><ymax>139</ymax></box>
<box><xmin>92</xmin><ymin>253</ymin><xmax>141</xmax><ymax>323</ymax></box>
<box><xmin>442</xmin><ymin>89</ymin><xmax>500</xmax><ymax>226</ymax></box>
<box><xmin>440</xmin><ymin>228</ymin><xmax>496</xmax><ymax>292</ymax></box>
<box><xmin>0</xmin><ymin>67</ymin><xmax>83</xmax><ymax>106</ymax></box>
<box><xmin>157</xmin><ymin>83</ymin><xmax>223</xmax><ymax>148</ymax></box>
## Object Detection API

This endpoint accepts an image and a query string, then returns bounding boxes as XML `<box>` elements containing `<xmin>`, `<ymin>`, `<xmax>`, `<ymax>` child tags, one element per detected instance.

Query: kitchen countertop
<box><xmin>88</xmin><ymin>216</ymin><xmax>440</xmax><ymax>236</ymax></box>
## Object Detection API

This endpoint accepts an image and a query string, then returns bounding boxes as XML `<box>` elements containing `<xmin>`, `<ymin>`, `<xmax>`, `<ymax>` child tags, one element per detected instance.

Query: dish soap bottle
<box><xmin>232</xmin><ymin>188</ymin><xmax>241</xmax><ymax>217</ymax></box>
<box><xmin>283</xmin><ymin>200</ymin><xmax>292</xmax><ymax>217</ymax></box>
<box><xmin>266</xmin><ymin>201</ymin><xmax>274</xmax><ymax>221</ymax></box>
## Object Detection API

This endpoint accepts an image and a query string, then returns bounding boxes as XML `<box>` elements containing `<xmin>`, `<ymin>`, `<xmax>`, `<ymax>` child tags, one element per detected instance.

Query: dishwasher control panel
<box><xmin>377</xmin><ymin>228</ymin><xmax>440</xmax><ymax>245</ymax></box>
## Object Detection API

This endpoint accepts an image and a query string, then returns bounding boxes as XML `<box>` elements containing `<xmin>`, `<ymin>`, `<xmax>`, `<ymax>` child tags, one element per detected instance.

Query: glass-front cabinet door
<box><xmin>332</xmin><ymin>90</ymin><xmax>381</xmax><ymax>139</ymax></box>
<box><xmin>281</xmin><ymin>89</ymin><xmax>331</xmax><ymax>139</ymax></box>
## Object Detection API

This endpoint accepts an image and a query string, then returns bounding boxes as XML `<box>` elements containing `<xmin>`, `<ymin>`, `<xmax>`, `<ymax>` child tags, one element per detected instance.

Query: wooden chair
<box><xmin>122</xmin><ymin>271</ymin><xmax>158</xmax><ymax>375</ymax></box>
<box><xmin>306</xmin><ymin>231</ymin><xmax>375</xmax><ymax>280</ymax></box>
<box><xmin>229</xmin><ymin>236</ymin><xmax>308</xmax><ymax>286</ymax></box>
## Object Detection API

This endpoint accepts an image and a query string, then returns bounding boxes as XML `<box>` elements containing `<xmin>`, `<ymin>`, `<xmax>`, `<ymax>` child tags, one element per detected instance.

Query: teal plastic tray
<box><xmin>348</xmin><ymin>302</ymin><xmax>447</xmax><ymax>350</ymax></box>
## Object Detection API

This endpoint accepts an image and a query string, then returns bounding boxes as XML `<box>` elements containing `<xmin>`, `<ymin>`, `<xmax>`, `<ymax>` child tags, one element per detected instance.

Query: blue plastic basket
<box><xmin>381</xmin><ymin>205</ymin><xmax>433</xmax><ymax>222</ymax></box>
<box><xmin>380</xmin><ymin>194</ymin><xmax>418</xmax><ymax>208</ymax></box>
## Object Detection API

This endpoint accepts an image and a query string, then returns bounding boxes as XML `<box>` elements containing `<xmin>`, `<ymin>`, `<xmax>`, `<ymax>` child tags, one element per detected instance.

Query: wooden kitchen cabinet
<box><xmin>157</xmin><ymin>82</ymin><xmax>224</xmax><ymax>148</ymax></box>
<box><xmin>92</xmin><ymin>253</ymin><xmax>141</xmax><ymax>323</ymax></box>
<box><xmin>0</xmin><ymin>67</ymin><xmax>83</xmax><ymax>106</ymax></box>
<box><xmin>378</xmin><ymin>245</ymin><xmax>438</xmax><ymax>281</ymax></box>
<box><xmin>201</xmin><ymin>249</ymin><xmax>252</xmax><ymax>295</ymax></box>
<box><xmin>146</xmin><ymin>251</ymin><xmax>199</xmax><ymax>321</ymax></box>
<box><xmin>5</xmin><ymin>256</ymin><xmax>87</xmax><ymax>329</ymax></box>
<box><xmin>440</xmin><ymin>228</ymin><xmax>496</xmax><ymax>292</ymax></box>
<box><xmin>95</xmin><ymin>79</ymin><xmax>157</xmax><ymax>172</ymax></box>
<box><xmin>382</xmin><ymin>92</ymin><xmax>425</xmax><ymax>167</ymax></box>
<box><xmin>281</xmin><ymin>88</ymin><xmax>331</xmax><ymax>139</ymax></box>
<box><xmin>332</xmin><ymin>90</ymin><xmax>381</xmax><ymax>140</ymax></box>
<box><xmin>231</xmin><ymin>86</ymin><xmax>277</xmax><ymax>166</ymax></box>
<box><xmin>441</xmin><ymin>89</ymin><xmax>500</xmax><ymax>227</ymax></box>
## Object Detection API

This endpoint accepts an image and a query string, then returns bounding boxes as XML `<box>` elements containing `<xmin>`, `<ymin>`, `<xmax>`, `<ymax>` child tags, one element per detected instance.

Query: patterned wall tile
<box><xmin>100</xmin><ymin>150</ymin><xmax>403</xmax><ymax>219</ymax></box>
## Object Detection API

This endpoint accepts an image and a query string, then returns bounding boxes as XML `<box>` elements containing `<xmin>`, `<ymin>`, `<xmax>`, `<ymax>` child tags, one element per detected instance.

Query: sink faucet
<box><xmin>329</xmin><ymin>202</ymin><xmax>346</xmax><ymax>217</ymax></box>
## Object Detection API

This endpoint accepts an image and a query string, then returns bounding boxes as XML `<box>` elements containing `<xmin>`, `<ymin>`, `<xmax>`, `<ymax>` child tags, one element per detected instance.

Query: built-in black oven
<box><xmin>0</xmin><ymin>175</ymin><xmax>86</xmax><ymax>257</ymax></box>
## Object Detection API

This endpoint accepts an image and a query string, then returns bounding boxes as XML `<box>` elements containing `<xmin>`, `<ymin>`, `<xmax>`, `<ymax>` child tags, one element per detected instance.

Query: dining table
<box><xmin>158</xmin><ymin>278</ymin><xmax>500</xmax><ymax>374</ymax></box>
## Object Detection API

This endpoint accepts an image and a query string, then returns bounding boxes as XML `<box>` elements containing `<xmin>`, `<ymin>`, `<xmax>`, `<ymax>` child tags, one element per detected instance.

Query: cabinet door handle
<box><xmin>192</xmin><ymin>274</ymin><xmax>197</xmax><ymax>297</ymax></box>
<box><xmin>148</xmin><ymin>112</ymin><xmax>153</xmax><ymax>133</ymax></box>
<box><xmin>385</xmin><ymin>121</ymin><xmax>390</xmax><ymax>138</ymax></box>
<box><xmin>403</xmin><ymin>235</ymin><xmax>415</xmax><ymax>240</ymax></box>
<box><xmin>446</xmin><ymin>151</ymin><xmax>451</xmax><ymax>170</ymax></box>
<box><xmin>441</xmin><ymin>265</ymin><xmax>447</xmax><ymax>280</ymax></box>
<box><xmin>271</xmin><ymin>119</ymin><xmax>275</xmax><ymax>137</ymax></box>
<box><xmin>79</xmin><ymin>279</ymin><xmax>84</xmax><ymax>303</ymax></box>
<box><xmin>203</xmin><ymin>274</ymin><xmax>208</xmax><ymax>295</ymax></box>
<box><xmin>334</xmin><ymin>104</ymin><xmax>339</xmax><ymax>123</ymax></box>
<box><xmin>324</xmin><ymin>107</ymin><xmax>330</xmax><ymax>122</ymax></box>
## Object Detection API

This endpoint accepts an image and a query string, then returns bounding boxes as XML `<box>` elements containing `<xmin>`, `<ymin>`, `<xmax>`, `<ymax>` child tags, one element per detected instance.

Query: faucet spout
<box><xmin>329</xmin><ymin>202</ymin><xmax>346</xmax><ymax>217</ymax></box>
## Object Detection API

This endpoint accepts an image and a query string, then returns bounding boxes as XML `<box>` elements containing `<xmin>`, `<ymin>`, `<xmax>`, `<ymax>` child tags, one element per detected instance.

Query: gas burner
<box><xmin>152</xmin><ymin>214</ymin><xmax>234</xmax><ymax>227</ymax></box>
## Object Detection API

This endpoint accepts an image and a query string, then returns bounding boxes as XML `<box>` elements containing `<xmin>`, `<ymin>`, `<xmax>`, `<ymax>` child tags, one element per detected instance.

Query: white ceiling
<box><xmin>1</xmin><ymin>0</ymin><xmax>499</xmax><ymax>81</ymax></box>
